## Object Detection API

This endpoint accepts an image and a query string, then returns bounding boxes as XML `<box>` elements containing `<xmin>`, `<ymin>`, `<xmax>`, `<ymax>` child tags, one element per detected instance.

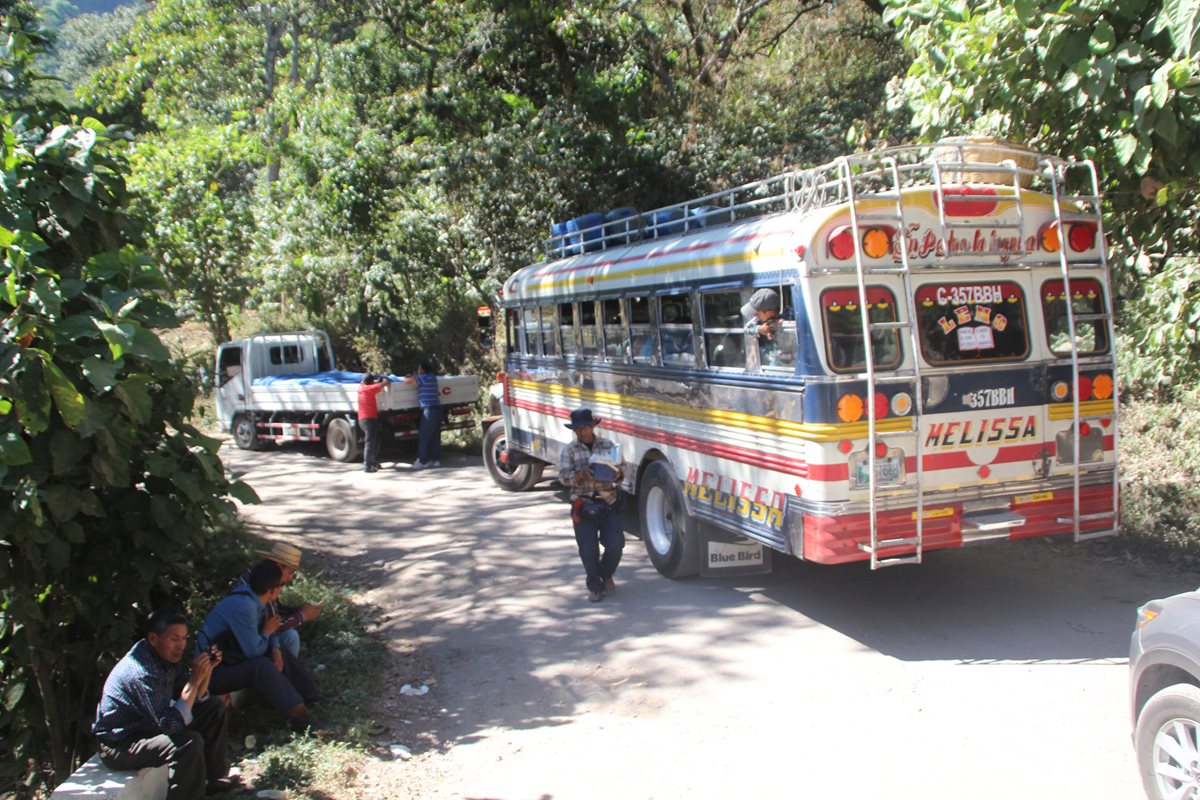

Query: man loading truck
<box><xmin>215</xmin><ymin>330</ymin><xmax>477</xmax><ymax>464</ymax></box>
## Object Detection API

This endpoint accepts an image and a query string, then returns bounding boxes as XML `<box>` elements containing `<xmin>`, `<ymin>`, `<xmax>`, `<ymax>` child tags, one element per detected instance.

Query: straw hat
<box><xmin>257</xmin><ymin>541</ymin><xmax>302</xmax><ymax>570</ymax></box>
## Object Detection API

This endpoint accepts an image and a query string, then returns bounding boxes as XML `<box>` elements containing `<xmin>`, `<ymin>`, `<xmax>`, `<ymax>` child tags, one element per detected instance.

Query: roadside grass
<box><xmin>185</xmin><ymin>527</ymin><xmax>388</xmax><ymax>799</ymax></box>
<box><xmin>1119</xmin><ymin>388</ymin><xmax>1200</xmax><ymax>562</ymax></box>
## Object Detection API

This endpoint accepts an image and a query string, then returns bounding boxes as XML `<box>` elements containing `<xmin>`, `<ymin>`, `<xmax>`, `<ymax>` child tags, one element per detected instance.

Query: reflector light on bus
<box><xmin>891</xmin><ymin>392</ymin><xmax>913</xmax><ymax>416</ymax></box>
<box><xmin>1068</xmin><ymin>222</ymin><xmax>1097</xmax><ymax>252</ymax></box>
<box><xmin>837</xmin><ymin>393</ymin><xmax>864</xmax><ymax>423</ymax></box>
<box><xmin>978</xmin><ymin>465</ymin><xmax>991</xmax><ymax>478</ymax></box>
<box><xmin>1079</xmin><ymin>422</ymin><xmax>1092</xmax><ymax>437</ymax></box>
<box><xmin>827</xmin><ymin>225</ymin><xmax>895</xmax><ymax>260</ymax></box>
<box><xmin>1093</xmin><ymin>373</ymin><xmax>1114</xmax><ymax>400</ymax></box>
<box><xmin>862</xmin><ymin>227</ymin><xmax>894</xmax><ymax>259</ymax></box>
<box><xmin>838</xmin><ymin>439</ymin><xmax>854</xmax><ymax>454</ymax></box>
<box><xmin>874</xmin><ymin>441</ymin><xmax>888</xmax><ymax>458</ymax></box>
<box><xmin>1039</xmin><ymin>221</ymin><xmax>1096</xmax><ymax>253</ymax></box>
<box><xmin>1051</xmin><ymin>380</ymin><xmax>1069</xmax><ymax>401</ymax></box>
<box><xmin>1040</xmin><ymin>222</ymin><xmax>1061</xmax><ymax>252</ymax></box>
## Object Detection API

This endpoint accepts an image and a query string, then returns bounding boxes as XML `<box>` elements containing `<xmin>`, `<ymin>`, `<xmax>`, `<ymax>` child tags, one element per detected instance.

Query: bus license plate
<box><xmin>855</xmin><ymin>456</ymin><xmax>903</xmax><ymax>486</ymax></box>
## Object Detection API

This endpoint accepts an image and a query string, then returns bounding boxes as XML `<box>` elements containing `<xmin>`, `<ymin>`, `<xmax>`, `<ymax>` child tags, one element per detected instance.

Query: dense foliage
<box><xmin>885</xmin><ymin>0</ymin><xmax>1200</xmax><ymax>395</ymax></box>
<box><xmin>0</xmin><ymin>20</ymin><xmax>254</xmax><ymax>790</ymax></box>
<box><xmin>68</xmin><ymin>0</ymin><xmax>906</xmax><ymax>371</ymax></box>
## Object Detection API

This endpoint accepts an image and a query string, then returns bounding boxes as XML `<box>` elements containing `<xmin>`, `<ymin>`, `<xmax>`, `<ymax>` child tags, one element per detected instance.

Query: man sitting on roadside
<box><xmin>93</xmin><ymin>610</ymin><xmax>234</xmax><ymax>798</ymax></box>
<box><xmin>231</xmin><ymin>541</ymin><xmax>322</xmax><ymax>658</ymax></box>
<box><xmin>199</xmin><ymin>561</ymin><xmax>320</xmax><ymax>733</ymax></box>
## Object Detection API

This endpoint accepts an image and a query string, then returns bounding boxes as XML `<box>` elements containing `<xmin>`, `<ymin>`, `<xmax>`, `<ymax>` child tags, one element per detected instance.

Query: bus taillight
<box><xmin>828</xmin><ymin>226</ymin><xmax>855</xmax><ymax>260</ymax></box>
<box><xmin>1093</xmin><ymin>373</ymin><xmax>1114</xmax><ymax>400</ymax></box>
<box><xmin>890</xmin><ymin>391</ymin><xmax>913</xmax><ymax>416</ymax></box>
<box><xmin>874</xmin><ymin>392</ymin><xmax>889</xmax><ymax>419</ymax></box>
<box><xmin>1068</xmin><ymin>222</ymin><xmax>1097</xmax><ymax>251</ymax></box>
<box><xmin>837</xmin><ymin>393</ymin><xmax>864</xmax><ymax>422</ymax></box>
<box><xmin>1077</xmin><ymin>375</ymin><xmax>1093</xmax><ymax>401</ymax></box>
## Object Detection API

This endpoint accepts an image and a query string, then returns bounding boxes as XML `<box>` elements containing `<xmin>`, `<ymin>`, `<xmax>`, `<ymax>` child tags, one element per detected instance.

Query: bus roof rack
<box><xmin>543</xmin><ymin>139</ymin><xmax>1079</xmax><ymax>259</ymax></box>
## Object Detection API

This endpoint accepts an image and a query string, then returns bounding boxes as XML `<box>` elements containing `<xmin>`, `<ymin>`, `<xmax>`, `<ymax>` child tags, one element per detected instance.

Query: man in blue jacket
<box><xmin>197</xmin><ymin>561</ymin><xmax>319</xmax><ymax>732</ymax></box>
<box><xmin>93</xmin><ymin>610</ymin><xmax>233</xmax><ymax>798</ymax></box>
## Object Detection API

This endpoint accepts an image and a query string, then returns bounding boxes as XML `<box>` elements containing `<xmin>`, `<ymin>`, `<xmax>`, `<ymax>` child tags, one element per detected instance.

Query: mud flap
<box><xmin>698</xmin><ymin>523</ymin><xmax>773</xmax><ymax>577</ymax></box>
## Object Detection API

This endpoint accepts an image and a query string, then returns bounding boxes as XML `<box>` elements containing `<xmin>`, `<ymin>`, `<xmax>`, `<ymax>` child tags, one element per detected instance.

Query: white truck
<box><xmin>215</xmin><ymin>330</ymin><xmax>479</xmax><ymax>462</ymax></box>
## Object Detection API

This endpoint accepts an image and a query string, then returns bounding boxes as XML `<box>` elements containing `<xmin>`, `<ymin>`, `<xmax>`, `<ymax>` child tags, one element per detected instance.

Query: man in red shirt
<box><xmin>357</xmin><ymin>373</ymin><xmax>391</xmax><ymax>472</ymax></box>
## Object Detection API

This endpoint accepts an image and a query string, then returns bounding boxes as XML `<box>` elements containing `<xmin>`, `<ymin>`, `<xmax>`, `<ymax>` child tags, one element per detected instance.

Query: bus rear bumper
<box><xmin>801</xmin><ymin>483</ymin><xmax>1118</xmax><ymax>565</ymax></box>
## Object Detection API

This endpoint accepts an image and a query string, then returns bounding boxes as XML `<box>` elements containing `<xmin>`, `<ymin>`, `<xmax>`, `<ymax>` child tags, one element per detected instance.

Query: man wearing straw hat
<box><xmin>558</xmin><ymin>408</ymin><xmax>626</xmax><ymax>602</ymax></box>
<box><xmin>231</xmin><ymin>542</ymin><xmax>322</xmax><ymax>658</ymax></box>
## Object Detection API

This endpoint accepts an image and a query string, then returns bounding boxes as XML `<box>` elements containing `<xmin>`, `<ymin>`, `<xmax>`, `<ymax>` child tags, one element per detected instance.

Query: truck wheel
<box><xmin>232</xmin><ymin>414</ymin><xmax>260</xmax><ymax>451</ymax></box>
<box><xmin>325</xmin><ymin>417</ymin><xmax>360</xmax><ymax>463</ymax></box>
<box><xmin>483</xmin><ymin>423</ymin><xmax>544</xmax><ymax>491</ymax></box>
<box><xmin>639</xmin><ymin>460</ymin><xmax>699</xmax><ymax>578</ymax></box>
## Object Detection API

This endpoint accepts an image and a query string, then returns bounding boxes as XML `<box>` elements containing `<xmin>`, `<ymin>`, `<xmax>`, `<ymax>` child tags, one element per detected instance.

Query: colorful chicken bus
<box><xmin>483</xmin><ymin>139</ymin><xmax>1118</xmax><ymax>575</ymax></box>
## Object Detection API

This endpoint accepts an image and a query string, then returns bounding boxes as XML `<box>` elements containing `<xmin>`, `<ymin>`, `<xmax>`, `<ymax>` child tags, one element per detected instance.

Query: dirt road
<box><xmin>223</xmin><ymin>441</ymin><xmax>1197</xmax><ymax>800</ymax></box>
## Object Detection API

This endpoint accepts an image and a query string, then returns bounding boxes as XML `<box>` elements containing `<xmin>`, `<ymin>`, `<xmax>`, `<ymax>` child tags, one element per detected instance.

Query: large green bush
<box><xmin>0</xmin><ymin>20</ymin><xmax>255</xmax><ymax>792</ymax></box>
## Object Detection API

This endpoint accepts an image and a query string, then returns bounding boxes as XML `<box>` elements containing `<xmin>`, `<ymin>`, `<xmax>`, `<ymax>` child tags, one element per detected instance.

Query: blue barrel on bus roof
<box><xmin>567</xmin><ymin>212</ymin><xmax>606</xmax><ymax>254</ymax></box>
<box><xmin>550</xmin><ymin>219</ymin><xmax>571</xmax><ymax>257</ymax></box>
<box><xmin>603</xmin><ymin>207</ymin><xmax>640</xmax><ymax>246</ymax></box>
<box><xmin>646</xmin><ymin>208</ymin><xmax>686</xmax><ymax>238</ymax></box>
<box><xmin>689</xmin><ymin>205</ymin><xmax>725</xmax><ymax>230</ymax></box>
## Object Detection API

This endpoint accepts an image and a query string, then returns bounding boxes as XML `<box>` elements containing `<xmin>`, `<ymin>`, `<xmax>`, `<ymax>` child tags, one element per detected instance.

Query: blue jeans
<box><xmin>208</xmin><ymin>648</ymin><xmax>317</xmax><ymax>719</ymax></box>
<box><xmin>417</xmin><ymin>406</ymin><xmax>442</xmax><ymax>463</ymax></box>
<box><xmin>572</xmin><ymin>506</ymin><xmax>624</xmax><ymax>593</ymax></box>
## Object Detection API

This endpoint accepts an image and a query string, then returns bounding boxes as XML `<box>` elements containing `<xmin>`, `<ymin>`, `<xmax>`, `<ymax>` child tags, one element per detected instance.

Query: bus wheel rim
<box><xmin>646</xmin><ymin>486</ymin><xmax>675</xmax><ymax>555</ymax></box>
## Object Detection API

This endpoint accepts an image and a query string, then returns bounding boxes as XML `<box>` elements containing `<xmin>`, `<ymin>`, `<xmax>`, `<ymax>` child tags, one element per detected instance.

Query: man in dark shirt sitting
<box><xmin>93</xmin><ymin>610</ymin><xmax>232</xmax><ymax>798</ymax></box>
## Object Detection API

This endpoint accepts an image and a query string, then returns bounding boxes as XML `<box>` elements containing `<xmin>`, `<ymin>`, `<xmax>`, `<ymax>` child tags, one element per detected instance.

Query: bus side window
<box><xmin>560</xmin><ymin>302</ymin><xmax>578</xmax><ymax>357</ymax></box>
<box><xmin>630</xmin><ymin>295</ymin><xmax>655</xmax><ymax>364</ymax></box>
<box><xmin>522</xmin><ymin>307</ymin><xmax>541</xmax><ymax>356</ymax></box>
<box><xmin>659</xmin><ymin>293</ymin><xmax>695</xmax><ymax>366</ymax></box>
<box><xmin>702</xmin><ymin>291</ymin><xmax>746</xmax><ymax>370</ymax></box>
<box><xmin>580</xmin><ymin>301</ymin><xmax>601</xmax><ymax>358</ymax></box>
<box><xmin>601</xmin><ymin>298</ymin><xmax>625</xmax><ymax>360</ymax></box>
<box><xmin>540</xmin><ymin>305</ymin><xmax>559</xmax><ymax>357</ymax></box>
<box><xmin>506</xmin><ymin>308</ymin><xmax>520</xmax><ymax>355</ymax></box>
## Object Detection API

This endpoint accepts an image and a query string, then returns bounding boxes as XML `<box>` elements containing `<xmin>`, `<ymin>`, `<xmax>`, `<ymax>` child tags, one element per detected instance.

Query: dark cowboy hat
<box><xmin>565</xmin><ymin>408</ymin><xmax>602</xmax><ymax>430</ymax></box>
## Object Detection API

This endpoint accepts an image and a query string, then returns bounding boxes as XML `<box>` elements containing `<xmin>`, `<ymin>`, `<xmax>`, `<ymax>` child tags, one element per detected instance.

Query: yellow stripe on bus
<box><xmin>510</xmin><ymin>378</ymin><xmax>913</xmax><ymax>442</ymax></box>
<box><xmin>1047</xmin><ymin>399</ymin><xmax>1115</xmax><ymax>420</ymax></box>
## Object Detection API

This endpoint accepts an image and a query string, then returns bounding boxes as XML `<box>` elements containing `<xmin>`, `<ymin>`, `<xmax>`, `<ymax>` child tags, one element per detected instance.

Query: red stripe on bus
<box><xmin>512</xmin><ymin>399</ymin><xmax>1114</xmax><ymax>483</ymax></box>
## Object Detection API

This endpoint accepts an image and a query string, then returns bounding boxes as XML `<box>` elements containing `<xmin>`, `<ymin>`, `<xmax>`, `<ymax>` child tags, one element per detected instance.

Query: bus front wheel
<box><xmin>639</xmin><ymin>460</ymin><xmax>699</xmax><ymax>578</ymax></box>
<box><xmin>484</xmin><ymin>423</ymin><xmax>544</xmax><ymax>491</ymax></box>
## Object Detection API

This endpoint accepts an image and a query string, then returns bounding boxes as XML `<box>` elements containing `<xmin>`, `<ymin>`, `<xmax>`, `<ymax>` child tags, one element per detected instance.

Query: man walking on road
<box><xmin>558</xmin><ymin>408</ymin><xmax>626</xmax><ymax>602</ymax></box>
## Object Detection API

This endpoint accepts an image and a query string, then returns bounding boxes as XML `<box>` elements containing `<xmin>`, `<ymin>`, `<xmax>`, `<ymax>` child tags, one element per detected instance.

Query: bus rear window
<box><xmin>822</xmin><ymin>287</ymin><xmax>901</xmax><ymax>372</ymax></box>
<box><xmin>915</xmin><ymin>282</ymin><xmax>1029</xmax><ymax>364</ymax></box>
<box><xmin>1041</xmin><ymin>278</ymin><xmax>1109</xmax><ymax>356</ymax></box>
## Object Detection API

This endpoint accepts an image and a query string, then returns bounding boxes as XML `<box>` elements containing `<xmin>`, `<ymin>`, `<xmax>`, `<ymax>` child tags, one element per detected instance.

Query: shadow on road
<box><xmin>223</xmin><ymin>444</ymin><xmax>1200</xmax><ymax>753</ymax></box>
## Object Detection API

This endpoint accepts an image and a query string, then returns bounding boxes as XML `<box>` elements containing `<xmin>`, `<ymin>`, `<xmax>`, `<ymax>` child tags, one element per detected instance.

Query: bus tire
<box><xmin>483</xmin><ymin>423</ymin><xmax>544</xmax><ymax>491</ymax></box>
<box><xmin>639</xmin><ymin>460</ymin><xmax>699</xmax><ymax>578</ymax></box>
<box><xmin>325</xmin><ymin>417</ymin><xmax>359</xmax><ymax>463</ymax></box>
<box><xmin>232</xmin><ymin>414</ymin><xmax>260</xmax><ymax>451</ymax></box>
